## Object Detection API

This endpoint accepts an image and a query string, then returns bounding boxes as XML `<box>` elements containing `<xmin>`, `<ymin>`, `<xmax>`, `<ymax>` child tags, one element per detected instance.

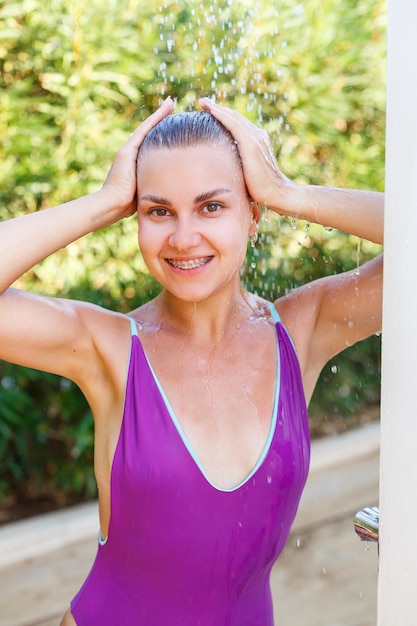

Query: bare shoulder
<box><xmin>274</xmin><ymin>282</ymin><xmax>323</xmax><ymax>353</ymax></box>
<box><xmin>0</xmin><ymin>288</ymin><xmax>135</xmax><ymax>427</ymax></box>
<box><xmin>273</xmin><ymin>278</ymin><xmax>334</xmax><ymax>404</ymax></box>
<box><xmin>273</xmin><ymin>257</ymin><xmax>382</xmax><ymax>403</ymax></box>
<box><xmin>71</xmin><ymin>302</ymin><xmax>132</xmax><ymax>394</ymax></box>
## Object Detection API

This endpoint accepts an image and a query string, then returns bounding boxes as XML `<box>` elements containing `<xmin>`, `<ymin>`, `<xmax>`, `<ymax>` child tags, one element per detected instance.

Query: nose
<box><xmin>168</xmin><ymin>216</ymin><xmax>202</xmax><ymax>251</ymax></box>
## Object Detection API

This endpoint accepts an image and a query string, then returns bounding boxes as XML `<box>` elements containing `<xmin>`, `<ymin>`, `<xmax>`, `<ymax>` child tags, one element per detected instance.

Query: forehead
<box><xmin>137</xmin><ymin>144</ymin><xmax>245</xmax><ymax>193</ymax></box>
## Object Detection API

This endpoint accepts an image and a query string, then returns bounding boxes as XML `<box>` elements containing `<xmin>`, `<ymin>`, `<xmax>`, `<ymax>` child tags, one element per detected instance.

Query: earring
<box><xmin>249</xmin><ymin>233</ymin><xmax>258</xmax><ymax>247</ymax></box>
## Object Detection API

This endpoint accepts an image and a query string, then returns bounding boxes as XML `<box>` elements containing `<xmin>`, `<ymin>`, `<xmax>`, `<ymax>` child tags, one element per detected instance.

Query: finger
<box><xmin>128</xmin><ymin>97</ymin><xmax>174</xmax><ymax>148</ymax></box>
<box><xmin>200</xmin><ymin>98</ymin><xmax>255</xmax><ymax>128</ymax></box>
<box><xmin>199</xmin><ymin>98</ymin><xmax>264</xmax><ymax>151</ymax></box>
<box><xmin>203</xmin><ymin>101</ymin><xmax>275</xmax><ymax>162</ymax></box>
<box><xmin>105</xmin><ymin>99</ymin><xmax>174</xmax><ymax>193</ymax></box>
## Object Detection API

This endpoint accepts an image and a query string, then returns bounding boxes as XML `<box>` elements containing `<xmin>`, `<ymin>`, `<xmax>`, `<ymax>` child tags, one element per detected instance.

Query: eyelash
<box><xmin>148</xmin><ymin>202</ymin><xmax>223</xmax><ymax>217</ymax></box>
<box><xmin>202</xmin><ymin>202</ymin><xmax>222</xmax><ymax>214</ymax></box>
<box><xmin>150</xmin><ymin>207</ymin><xmax>171</xmax><ymax>217</ymax></box>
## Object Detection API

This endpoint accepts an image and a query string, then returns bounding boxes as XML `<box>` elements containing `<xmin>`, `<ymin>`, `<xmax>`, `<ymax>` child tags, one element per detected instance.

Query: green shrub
<box><xmin>0</xmin><ymin>0</ymin><xmax>385</xmax><ymax>511</ymax></box>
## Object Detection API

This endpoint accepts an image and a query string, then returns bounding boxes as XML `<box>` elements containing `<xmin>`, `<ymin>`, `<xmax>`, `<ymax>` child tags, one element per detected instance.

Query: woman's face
<box><xmin>136</xmin><ymin>143</ymin><xmax>259</xmax><ymax>303</ymax></box>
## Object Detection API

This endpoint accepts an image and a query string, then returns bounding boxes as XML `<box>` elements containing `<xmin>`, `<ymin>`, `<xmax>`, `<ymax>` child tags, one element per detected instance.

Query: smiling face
<box><xmin>137</xmin><ymin>142</ymin><xmax>259</xmax><ymax>304</ymax></box>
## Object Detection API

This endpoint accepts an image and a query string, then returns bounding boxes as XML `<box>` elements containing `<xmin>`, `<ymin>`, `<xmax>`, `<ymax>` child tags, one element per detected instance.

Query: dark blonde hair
<box><xmin>138</xmin><ymin>111</ymin><xmax>241</xmax><ymax>164</ymax></box>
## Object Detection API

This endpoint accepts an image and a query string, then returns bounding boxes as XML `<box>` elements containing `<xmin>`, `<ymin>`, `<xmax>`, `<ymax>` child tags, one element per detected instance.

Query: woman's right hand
<box><xmin>0</xmin><ymin>97</ymin><xmax>175</xmax><ymax>385</ymax></box>
<box><xmin>0</xmin><ymin>98</ymin><xmax>174</xmax><ymax>295</ymax></box>
<box><xmin>102</xmin><ymin>97</ymin><xmax>174</xmax><ymax>220</ymax></box>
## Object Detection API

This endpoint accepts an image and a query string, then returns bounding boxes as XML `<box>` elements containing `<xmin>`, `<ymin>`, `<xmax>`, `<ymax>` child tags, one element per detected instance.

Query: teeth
<box><xmin>168</xmin><ymin>257</ymin><xmax>211</xmax><ymax>270</ymax></box>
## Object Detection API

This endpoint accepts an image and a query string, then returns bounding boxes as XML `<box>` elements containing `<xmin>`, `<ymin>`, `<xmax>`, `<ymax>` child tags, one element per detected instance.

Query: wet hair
<box><xmin>138</xmin><ymin>111</ymin><xmax>241</xmax><ymax>165</ymax></box>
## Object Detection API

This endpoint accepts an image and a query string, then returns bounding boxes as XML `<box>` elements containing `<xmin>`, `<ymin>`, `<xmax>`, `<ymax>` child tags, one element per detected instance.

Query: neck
<box><xmin>155</xmin><ymin>284</ymin><xmax>253</xmax><ymax>343</ymax></box>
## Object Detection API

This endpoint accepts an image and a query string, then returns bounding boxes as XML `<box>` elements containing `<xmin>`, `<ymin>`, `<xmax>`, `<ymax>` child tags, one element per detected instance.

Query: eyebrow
<box><xmin>140</xmin><ymin>193</ymin><xmax>173</xmax><ymax>206</ymax></box>
<box><xmin>193</xmin><ymin>187</ymin><xmax>233</xmax><ymax>204</ymax></box>
<box><xmin>140</xmin><ymin>187</ymin><xmax>233</xmax><ymax>206</ymax></box>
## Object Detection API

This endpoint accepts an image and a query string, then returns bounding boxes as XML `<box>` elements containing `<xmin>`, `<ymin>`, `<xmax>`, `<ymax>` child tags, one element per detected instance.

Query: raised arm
<box><xmin>200</xmin><ymin>98</ymin><xmax>383</xmax><ymax>245</ymax></box>
<box><xmin>0</xmin><ymin>98</ymin><xmax>174</xmax><ymax>293</ymax></box>
<box><xmin>200</xmin><ymin>98</ymin><xmax>383</xmax><ymax>402</ymax></box>
<box><xmin>0</xmin><ymin>98</ymin><xmax>174</xmax><ymax>379</ymax></box>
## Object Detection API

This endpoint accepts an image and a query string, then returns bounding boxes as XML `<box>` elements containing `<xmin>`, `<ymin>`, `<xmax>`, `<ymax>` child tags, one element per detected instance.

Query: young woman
<box><xmin>0</xmin><ymin>97</ymin><xmax>383</xmax><ymax>625</ymax></box>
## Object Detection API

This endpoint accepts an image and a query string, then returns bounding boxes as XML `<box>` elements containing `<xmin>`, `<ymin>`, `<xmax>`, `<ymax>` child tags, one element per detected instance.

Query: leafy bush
<box><xmin>0</xmin><ymin>0</ymin><xmax>385</xmax><ymax>513</ymax></box>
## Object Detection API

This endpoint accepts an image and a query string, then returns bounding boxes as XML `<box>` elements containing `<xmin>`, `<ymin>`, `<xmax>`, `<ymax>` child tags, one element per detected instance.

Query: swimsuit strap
<box><xmin>270</xmin><ymin>301</ymin><xmax>297</xmax><ymax>352</ymax></box>
<box><xmin>269</xmin><ymin>302</ymin><xmax>281</xmax><ymax>324</ymax></box>
<box><xmin>129</xmin><ymin>317</ymin><xmax>138</xmax><ymax>337</ymax></box>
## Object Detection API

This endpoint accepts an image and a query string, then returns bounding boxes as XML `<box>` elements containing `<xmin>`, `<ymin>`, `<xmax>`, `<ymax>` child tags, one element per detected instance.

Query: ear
<box><xmin>249</xmin><ymin>201</ymin><xmax>261</xmax><ymax>237</ymax></box>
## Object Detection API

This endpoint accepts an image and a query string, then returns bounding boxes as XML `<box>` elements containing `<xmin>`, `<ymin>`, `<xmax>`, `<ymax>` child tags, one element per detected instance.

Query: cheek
<box><xmin>221</xmin><ymin>219</ymin><xmax>250</xmax><ymax>265</ymax></box>
<box><xmin>137</xmin><ymin>220</ymin><xmax>159</xmax><ymax>261</ymax></box>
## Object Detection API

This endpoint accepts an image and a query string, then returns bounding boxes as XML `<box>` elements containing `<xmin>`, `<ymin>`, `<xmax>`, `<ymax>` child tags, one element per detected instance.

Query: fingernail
<box><xmin>200</xmin><ymin>97</ymin><xmax>217</xmax><ymax>109</ymax></box>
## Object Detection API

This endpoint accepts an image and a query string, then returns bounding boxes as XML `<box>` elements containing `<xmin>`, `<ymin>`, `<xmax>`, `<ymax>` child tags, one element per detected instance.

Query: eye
<box><xmin>202</xmin><ymin>202</ymin><xmax>222</xmax><ymax>214</ymax></box>
<box><xmin>150</xmin><ymin>207</ymin><xmax>171</xmax><ymax>217</ymax></box>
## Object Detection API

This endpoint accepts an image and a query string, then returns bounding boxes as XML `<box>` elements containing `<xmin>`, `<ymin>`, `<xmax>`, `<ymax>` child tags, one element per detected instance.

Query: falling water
<box><xmin>149</xmin><ymin>0</ymin><xmax>301</xmax><ymax>301</ymax></box>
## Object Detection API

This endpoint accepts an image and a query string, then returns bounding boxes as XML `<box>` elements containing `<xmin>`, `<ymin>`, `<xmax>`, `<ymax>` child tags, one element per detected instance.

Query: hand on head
<box><xmin>102</xmin><ymin>97</ymin><xmax>174</xmax><ymax>219</ymax></box>
<box><xmin>103</xmin><ymin>95</ymin><xmax>291</xmax><ymax>224</ymax></box>
<box><xmin>199</xmin><ymin>97</ymin><xmax>292</xmax><ymax>210</ymax></box>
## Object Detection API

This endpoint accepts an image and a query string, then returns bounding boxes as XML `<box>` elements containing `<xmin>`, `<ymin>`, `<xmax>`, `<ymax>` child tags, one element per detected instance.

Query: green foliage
<box><xmin>0</xmin><ymin>360</ymin><xmax>95</xmax><ymax>502</ymax></box>
<box><xmin>0</xmin><ymin>0</ymin><xmax>385</xmax><ymax>511</ymax></box>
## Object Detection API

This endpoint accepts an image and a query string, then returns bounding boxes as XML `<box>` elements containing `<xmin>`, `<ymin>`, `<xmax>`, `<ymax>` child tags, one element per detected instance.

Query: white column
<box><xmin>378</xmin><ymin>2</ymin><xmax>417</xmax><ymax>624</ymax></box>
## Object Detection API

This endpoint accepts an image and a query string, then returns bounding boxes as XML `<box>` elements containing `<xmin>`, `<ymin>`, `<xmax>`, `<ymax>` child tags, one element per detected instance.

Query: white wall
<box><xmin>378</xmin><ymin>1</ymin><xmax>417</xmax><ymax>624</ymax></box>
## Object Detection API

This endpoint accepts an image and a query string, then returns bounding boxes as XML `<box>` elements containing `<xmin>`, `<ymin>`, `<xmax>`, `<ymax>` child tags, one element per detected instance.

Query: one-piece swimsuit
<box><xmin>71</xmin><ymin>305</ymin><xmax>310</xmax><ymax>625</ymax></box>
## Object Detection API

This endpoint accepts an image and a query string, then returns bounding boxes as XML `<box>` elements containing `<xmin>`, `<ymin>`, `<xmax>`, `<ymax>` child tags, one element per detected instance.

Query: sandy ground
<box><xmin>0</xmin><ymin>423</ymin><xmax>380</xmax><ymax>626</ymax></box>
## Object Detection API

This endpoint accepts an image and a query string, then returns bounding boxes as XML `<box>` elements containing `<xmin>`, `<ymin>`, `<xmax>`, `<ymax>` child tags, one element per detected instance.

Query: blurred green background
<box><xmin>0</xmin><ymin>0</ymin><xmax>385</xmax><ymax>518</ymax></box>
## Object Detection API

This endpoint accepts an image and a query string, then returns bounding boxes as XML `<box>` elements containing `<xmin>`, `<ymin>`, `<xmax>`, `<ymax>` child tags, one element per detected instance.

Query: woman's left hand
<box><xmin>199</xmin><ymin>98</ymin><xmax>293</xmax><ymax>212</ymax></box>
<box><xmin>200</xmin><ymin>98</ymin><xmax>384</xmax><ymax>243</ymax></box>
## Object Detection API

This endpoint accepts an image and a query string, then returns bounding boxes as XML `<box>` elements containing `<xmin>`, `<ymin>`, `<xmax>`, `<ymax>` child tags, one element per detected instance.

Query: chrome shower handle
<box><xmin>353</xmin><ymin>506</ymin><xmax>379</xmax><ymax>542</ymax></box>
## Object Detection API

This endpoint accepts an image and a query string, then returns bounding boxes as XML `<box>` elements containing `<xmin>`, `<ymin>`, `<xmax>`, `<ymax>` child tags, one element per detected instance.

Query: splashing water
<box><xmin>152</xmin><ymin>0</ymin><xmax>338</xmax><ymax>304</ymax></box>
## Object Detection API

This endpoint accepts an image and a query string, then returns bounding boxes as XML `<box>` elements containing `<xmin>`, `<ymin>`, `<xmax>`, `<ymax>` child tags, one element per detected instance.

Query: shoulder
<box><xmin>62</xmin><ymin>300</ymin><xmax>130</xmax><ymax>366</ymax></box>
<box><xmin>273</xmin><ymin>280</ymin><xmax>329</xmax><ymax>403</ymax></box>
<box><xmin>274</xmin><ymin>258</ymin><xmax>382</xmax><ymax>403</ymax></box>
<box><xmin>65</xmin><ymin>303</ymin><xmax>132</xmax><ymax>405</ymax></box>
<box><xmin>275</xmin><ymin>282</ymin><xmax>322</xmax><ymax>344</ymax></box>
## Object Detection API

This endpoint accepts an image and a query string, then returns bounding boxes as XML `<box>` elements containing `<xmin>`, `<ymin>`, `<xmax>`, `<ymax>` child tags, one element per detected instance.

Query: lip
<box><xmin>165</xmin><ymin>256</ymin><xmax>214</xmax><ymax>272</ymax></box>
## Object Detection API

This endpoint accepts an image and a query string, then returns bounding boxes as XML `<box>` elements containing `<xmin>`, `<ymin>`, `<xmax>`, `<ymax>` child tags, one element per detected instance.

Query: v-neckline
<box><xmin>135</xmin><ymin>328</ymin><xmax>281</xmax><ymax>493</ymax></box>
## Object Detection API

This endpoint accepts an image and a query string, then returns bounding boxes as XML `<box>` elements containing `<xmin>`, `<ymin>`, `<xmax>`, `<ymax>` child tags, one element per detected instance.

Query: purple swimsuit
<box><xmin>71</xmin><ymin>307</ymin><xmax>310</xmax><ymax>625</ymax></box>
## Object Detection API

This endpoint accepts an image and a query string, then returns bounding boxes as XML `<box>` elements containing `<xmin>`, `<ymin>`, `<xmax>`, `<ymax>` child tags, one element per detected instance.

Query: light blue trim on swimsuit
<box><xmin>129</xmin><ymin>317</ymin><xmax>139</xmax><ymax>336</ymax></box>
<box><xmin>268</xmin><ymin>302</ymin><xmax>281</xmax><ymax>324</ymax></box>
<box><xmin>98</xmin><ymin>530</ymin><xmax>108</xmax><ymax>546</ymax></box>
<box><xmin>269</xmin><ymin>300</ymin><xmax>299</xmax><ymax>354</ymax></box>
<box><xmin>142</xmin><ymin>321</ymin><xmax>281</xmax><ymax>494</ymax></box>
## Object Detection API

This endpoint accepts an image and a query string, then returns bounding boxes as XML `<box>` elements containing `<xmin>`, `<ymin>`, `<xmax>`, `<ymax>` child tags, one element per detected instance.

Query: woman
<box><xmin>0</xmin><ymin>97</ymin><xmax>383</xmax><ymax>625</ymax></box>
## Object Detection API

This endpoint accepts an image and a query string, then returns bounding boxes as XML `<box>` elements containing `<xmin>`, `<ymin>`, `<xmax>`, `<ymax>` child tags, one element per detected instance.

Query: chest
<box><xmin>112</xmin><ymin>320</ymin><xmax>310</xmax><ymax>508</ymax></box>
<box><xmin>138</xmin><ymin>326</ymin><xmax>277</xmax><ymax>489</ymax></box>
